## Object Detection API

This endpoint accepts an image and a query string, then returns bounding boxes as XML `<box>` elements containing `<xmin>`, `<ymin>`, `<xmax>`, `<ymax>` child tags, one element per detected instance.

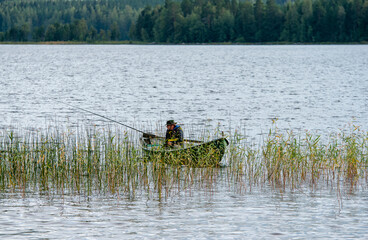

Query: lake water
<box><xmin>0</xmin><ymin>44</ymin><xmax>368</xmax><ymax>238</ymax></box>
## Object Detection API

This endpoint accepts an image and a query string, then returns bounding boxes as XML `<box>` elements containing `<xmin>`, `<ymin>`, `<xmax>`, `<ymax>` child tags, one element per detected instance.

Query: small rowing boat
<box><xmin>58</xmin><ymin>103</ymin><xmax>229</xmax><ymax>167</ymax></box>
<box><xmin>141</xmin><ymin>136</ymin><xmax>229</xmax><ymax>167</ymax></box>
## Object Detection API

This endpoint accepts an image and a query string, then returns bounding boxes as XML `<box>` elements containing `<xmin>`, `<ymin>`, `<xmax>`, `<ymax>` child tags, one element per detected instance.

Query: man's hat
<box><xmin>166</xmin><ymin>120</ymin><xmax>176</xmax><ymax>125</ymax></box>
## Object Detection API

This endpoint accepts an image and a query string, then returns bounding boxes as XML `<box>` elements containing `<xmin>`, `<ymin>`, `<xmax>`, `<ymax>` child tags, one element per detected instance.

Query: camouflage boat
<box><xmin>141</xmin><ymin>136</ymin><xmax>229</xmax><ymax>167</ymax></box>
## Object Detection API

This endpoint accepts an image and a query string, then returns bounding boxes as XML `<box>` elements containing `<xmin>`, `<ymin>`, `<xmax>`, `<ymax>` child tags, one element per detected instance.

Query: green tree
<box><xmin>235</xmin><ymin>1</ymin><xmax>255</xmax><ymax>42</ymax></box>
<box><xmin>45</xmin><ymin>24</ymin><xmax>57</xmax><ymax>41</ymax></box>
<box><xmin>110</xmin><ymin>22</ymin><xmax>120</xmax><ymax>40</ymax></box>
<box><xmin>88</xmin><ymin>25</ymin><xmax>98</xmax><ymax>41</ymax></box>
<box><xmin>337</xmin><ymin>5</ymin><xmax>346</xmax><ymax>41</ymax></box>
<box><xmin>362</xmin><ymin>0</ymin><xmax>368</xmax><ymax>40</ymax></box>
<box><xmin>154</xmin><ymin>0</ymin><xmax>183</xmax><ymax>43</ymax></box>
<box><xmin>32</xmin><ymin>26</ymin><xmax>45</xmax><ymax>41</ymax></box>
<box><xmin>71</xmin><ymin>19</ymin><xmax>88</xmax><ymax>41</ymax></box>
<box><xmin>281</xmin><ymin>1</ymin><xmax>300</xmax><ymax>42</ymax></box>
<box><xmin>201</xmin><ymin>2</ymin><xmax>216</xmax><ymax>42</ymax></box>
<box><xmin>178</xmin><ymin>12</ymin><xmax>205</xmax><ymax>42</ymax></box>
<box><xmin>133</xmin><ymin>6</ymin><xmax>155</xmax><ymax>41</ymax></box>
<box><xmin>312</xmin><ymin>0</ymin><xmax>327</xmax><ymax>42</ymax></box>
<box><xmin>254</xmin><ymin>0</ymin><xmax>265</xmax><ymax>42</ymax></box>
<box><xmin>264</xmin><ymin>0</ymin><xmax>283</xmax><ymax>41</ymax></box>
<box><xmin>299</xmin><ymin>0</ymin><xmax>313</xmax><ymax>42</ymax></box>
<box><xmin>345</xmin><ymin>0</ymin><xmax>364</xmax><ymax>41</ymax></box>
<box><xmin>99</xmin><ymin>29</ymin><xmax>108</xmax><ymax>41</ymax></box>
<box><xmin>181</xmin><ymin>0</ymin><xmax>193</xmax><ymax>17</ymax></box>
<box><xmin>213</xmin><ymin>8</ymin><xmax>235</xmax><ymax>42</ymax></box>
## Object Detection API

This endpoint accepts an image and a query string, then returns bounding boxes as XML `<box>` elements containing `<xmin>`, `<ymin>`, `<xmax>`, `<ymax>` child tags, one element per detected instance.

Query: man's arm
<box><xmin>177</xmin><ymin>127</ymin><xmax>184</xmax><ymax>144</ymax></box>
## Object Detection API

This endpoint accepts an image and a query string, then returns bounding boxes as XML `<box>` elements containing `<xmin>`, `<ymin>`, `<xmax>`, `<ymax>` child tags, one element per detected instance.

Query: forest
<box><xmin>0</xmin><ymin>0</ymin><xmax>367</xmax><ymax>43</ymax></box>
<box><xmin>0</xmin><ymin>0</ymin><xmax>164</xmax><ymax>41</ymax></box>
<box><xmin>131</xmin><ymin>0</ymin><xmax>368</xmax><ymax>43</ymax></box>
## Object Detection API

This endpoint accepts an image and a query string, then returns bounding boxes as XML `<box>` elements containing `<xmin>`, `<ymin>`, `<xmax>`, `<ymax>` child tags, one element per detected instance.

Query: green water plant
<box><xmin>0</xmin><ymin>123</ymin><xmax>367</xmax><ymax>199</ymax></box>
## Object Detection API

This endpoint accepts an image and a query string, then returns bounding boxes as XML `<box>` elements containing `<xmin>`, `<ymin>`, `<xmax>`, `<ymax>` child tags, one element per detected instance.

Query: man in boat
<box><xmin>165</xmin><ymin>120</ymin><xmax>184</xmax><ymax>147</ymax></box>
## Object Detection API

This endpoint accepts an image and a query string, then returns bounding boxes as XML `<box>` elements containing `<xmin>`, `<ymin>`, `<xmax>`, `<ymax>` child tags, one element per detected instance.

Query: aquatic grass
<box><xmin>257</xmin><ymin>125</ymin><xmax>368</xmax><ymax>190</ymax></box>
<box><xmin>0</xmin><ymin>123</ymin><xmax>367</xmax><ymax>200</ymax></box>
<box><xmin>219</xmin><ymin>122</ymin><xmax>368</xmax><ymax>195</ymax></box>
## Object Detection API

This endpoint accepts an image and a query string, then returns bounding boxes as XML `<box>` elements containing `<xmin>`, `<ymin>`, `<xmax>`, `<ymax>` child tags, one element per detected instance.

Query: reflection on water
<box><xmin>0</xmin><ymin>45</ymin><xmax>368</xmax><ymax>238</ymax></box>
<box><xmin>0</xmin><ymin>182</ymin><xmax>367</xmax><ymax>239</ymax></box>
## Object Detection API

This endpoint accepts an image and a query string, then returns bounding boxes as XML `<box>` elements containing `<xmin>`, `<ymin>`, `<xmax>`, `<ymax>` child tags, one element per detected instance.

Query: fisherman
<box><xmin>165</xmin><ymin>120</ymin><xmax>184</xmax><ymax>147</ymax></box>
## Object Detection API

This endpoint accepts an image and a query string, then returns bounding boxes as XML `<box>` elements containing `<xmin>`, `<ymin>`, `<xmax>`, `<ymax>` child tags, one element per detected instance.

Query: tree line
<box><xmin>131</xmin><ymin>0</ymin><xmax>368</xmax><ymax>43</ymax></box>
<box><xmin>0</xmin><ymin>0</ymin><xmax>164</xmax><ymax>41</ymax></box>
<box><xmin>0</xmin><ymin>0</ymin><xmax>367</xmax><ymax>43</ymax></box>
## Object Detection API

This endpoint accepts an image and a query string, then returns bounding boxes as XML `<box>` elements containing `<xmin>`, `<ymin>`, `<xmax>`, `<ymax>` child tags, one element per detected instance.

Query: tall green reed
<box><xmin>0</xmin><ymin>123</ymin><xmax>367</xmax><ymax>200</ymax></box>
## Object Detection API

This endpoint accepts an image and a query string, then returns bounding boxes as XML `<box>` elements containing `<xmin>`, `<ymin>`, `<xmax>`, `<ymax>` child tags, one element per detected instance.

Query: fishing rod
<box><xmin>58</xmin><ymin>101</ymin><xmax>203</xmax><ymax>143</ymax></box>
<box><xmin>58</xmin><ymin>101</ymin><xmax>149</xmax><ymax>134</ymax></box>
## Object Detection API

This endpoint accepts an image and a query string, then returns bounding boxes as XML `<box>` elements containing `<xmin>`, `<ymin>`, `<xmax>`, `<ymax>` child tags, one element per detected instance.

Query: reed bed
<box><xmin>0</xmin><ymin>124</ymin><xmax>367</xmax><ymax>199</ymax></box>
<box><xmin>227</xmin><ymin>124</ymin><xmax>368</xmax><ymax>192</ymax></box>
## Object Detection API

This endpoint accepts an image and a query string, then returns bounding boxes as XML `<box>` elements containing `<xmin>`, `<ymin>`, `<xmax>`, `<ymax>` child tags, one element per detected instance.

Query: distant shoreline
<box><xmin>1</xmin><ymin>41</ymin><xmax>368</xmax><ymax>45</ymax></box>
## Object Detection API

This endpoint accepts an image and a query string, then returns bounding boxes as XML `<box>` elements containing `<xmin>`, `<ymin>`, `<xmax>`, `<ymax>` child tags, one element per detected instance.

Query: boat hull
<box><xmin>142</xmin><ymin>138</ymin><xmax>229</xmax><ymax>167</ymax></box>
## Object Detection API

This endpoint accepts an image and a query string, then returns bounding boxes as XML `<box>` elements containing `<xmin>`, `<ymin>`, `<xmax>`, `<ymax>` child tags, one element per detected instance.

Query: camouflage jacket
<box><xmin>165</xmin><ymin>125</ymin><xmax>184</xmax><ymax>146</ymax></box>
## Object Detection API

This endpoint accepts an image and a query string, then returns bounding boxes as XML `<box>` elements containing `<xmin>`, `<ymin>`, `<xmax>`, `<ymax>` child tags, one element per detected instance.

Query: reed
<box><xmin>0</xmin><ymin>123</ymin><xmax>367</xmax><ymax>199</ymax></box>
<box><xmin>250</xmin><ymin>124</ymin><xmax>368</xmax><ymax>190</ymax></box>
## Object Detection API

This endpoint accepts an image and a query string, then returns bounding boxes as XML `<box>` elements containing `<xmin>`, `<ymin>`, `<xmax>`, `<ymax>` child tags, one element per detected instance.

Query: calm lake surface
<box><xmin>1</xmin><ymin>45</ymin><xmax>368</xmax><ymax>238</ymax></box>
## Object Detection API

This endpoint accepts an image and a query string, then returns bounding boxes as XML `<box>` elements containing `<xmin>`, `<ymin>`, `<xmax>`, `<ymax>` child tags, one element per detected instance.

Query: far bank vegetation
<box><xmin>0</xmin><ymin>0</ymin><xmax>367</xmax><ymax>43</ymax></box>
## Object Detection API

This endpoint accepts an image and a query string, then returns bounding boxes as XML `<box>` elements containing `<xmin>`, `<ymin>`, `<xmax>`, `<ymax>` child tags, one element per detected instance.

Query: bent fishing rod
<box><xmin>58</xmin><ymin>101</ymin><xmax>203</xmax><ymax>143</ymax></box>
<box><xmin>58</xmin><ymin>101</ymin><xmax>151</xmax><ymax>134</ymax></box>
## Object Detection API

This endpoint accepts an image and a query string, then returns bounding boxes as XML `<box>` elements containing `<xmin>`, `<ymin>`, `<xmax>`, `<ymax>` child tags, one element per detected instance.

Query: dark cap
<box><xmin>166</xmin><ymin>120</ymin><xmax>176</xmax><ymax>125</ymax></box>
